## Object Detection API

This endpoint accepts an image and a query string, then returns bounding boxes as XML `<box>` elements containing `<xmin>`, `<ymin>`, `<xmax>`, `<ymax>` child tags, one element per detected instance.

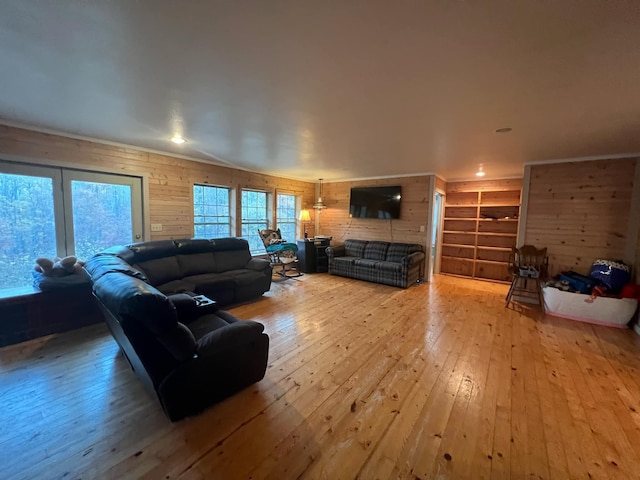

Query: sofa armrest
<box><xmin>326</xmin><ymin>245</ymin><xmax>345</xmax><ymax>259</ymax></box>
<box><xmin>196</xmin><ymin>320</ymin><xmax>265</xmax><ymax>357</ymax></box>
<box><xmin>403</xmin><ymin>251</ymin><xmax>425</xmax><ymax>267</ymax></box>
<box><xmin>168</xmin><ymin>293</ymin><xmax>218</xmax><ymax>323</ymax></box>
<box><xmin>157</xmin><ymin>322</ymin><xmax>197</xmax><ymax>362</ymax></box>
<box><xmin>247</xmin><ymin>258</ymin><xmax>272</xmax><ymax>272</ymax></box>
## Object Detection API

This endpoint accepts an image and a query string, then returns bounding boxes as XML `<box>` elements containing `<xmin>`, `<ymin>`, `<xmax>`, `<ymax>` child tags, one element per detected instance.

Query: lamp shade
<box><xmin>299</xmin><ymin>209</ymin><xmax>311</xmax><ymax>222</ymax></box>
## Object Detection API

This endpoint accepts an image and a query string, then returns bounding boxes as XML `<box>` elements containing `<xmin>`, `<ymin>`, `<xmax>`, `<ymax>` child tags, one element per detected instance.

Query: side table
<box><xmin>296</xmin><ymin>237</ymin><xmax>332</xmax><ymax>273</ymax></box>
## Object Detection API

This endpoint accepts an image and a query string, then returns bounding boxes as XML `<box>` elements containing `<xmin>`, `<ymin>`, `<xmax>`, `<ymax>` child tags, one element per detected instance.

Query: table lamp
<box><xmin>299</xmin><ymin>209</ymin><xmax>311</xmax><ymax>238</ymax></box>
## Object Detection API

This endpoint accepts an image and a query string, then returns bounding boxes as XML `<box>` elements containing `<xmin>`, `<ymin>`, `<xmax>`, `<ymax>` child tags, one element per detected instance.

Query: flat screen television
<box><xmin>349</xmin><ymin>186</ymin><xmax>402</xmax><ymax>219</ymax></box>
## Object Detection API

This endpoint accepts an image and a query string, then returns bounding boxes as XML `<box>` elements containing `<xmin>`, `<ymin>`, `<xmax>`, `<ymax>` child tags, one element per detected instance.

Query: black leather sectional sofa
<box><xmin>84</xmin><ymin>238</ymin><xmax>272</xmax><ymax>421</ymax></box>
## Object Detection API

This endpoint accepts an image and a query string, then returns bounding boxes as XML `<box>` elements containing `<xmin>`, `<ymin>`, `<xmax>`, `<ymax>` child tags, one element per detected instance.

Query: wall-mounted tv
<box><xmin>349</xmin><ymin>186</ymin><xmax>402</xmax><ymax>219</ymax></box>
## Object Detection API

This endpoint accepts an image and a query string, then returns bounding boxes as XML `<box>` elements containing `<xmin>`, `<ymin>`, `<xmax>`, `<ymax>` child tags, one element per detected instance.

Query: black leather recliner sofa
<box><xmin>84</xmin><ymin>238</ymin><xmax>271</xmax><ymax>421</ymax></box>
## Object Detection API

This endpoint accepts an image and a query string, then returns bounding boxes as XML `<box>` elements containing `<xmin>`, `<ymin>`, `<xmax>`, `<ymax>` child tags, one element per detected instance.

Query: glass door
<box><xmin>62</xmin><ymin>171</ymin><xmax>143</xmax><ymax>260</ymax></box>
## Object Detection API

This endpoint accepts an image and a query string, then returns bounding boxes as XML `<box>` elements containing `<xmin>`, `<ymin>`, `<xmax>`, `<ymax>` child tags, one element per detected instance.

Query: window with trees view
<box><xmin>241</xmin><ymin>189</ymin><xmax>269</xmax><ymax>255</ymax></box>
<box><xmin>0</xmin><ymin>162</ymin><xmax>143</xmax><ymax>290</ymax></box>
<box><xmin>193</xmin><ymin>185</ymin><xmax>232</xmax><ymax>238</ymax></box>
<box><xmin>276</xmin><ymin>193</ymin><xmax>297</xmax><ymax>242</ymax></box>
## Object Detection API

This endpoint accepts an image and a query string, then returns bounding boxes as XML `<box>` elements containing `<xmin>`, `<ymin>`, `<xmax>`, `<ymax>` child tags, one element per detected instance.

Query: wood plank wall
<box><xmin>318</xmin><ymin>176</ymin><xmax>432</xmax><ymax>249</ymax></box>
<box><xmin>524</xmin><ymin>158</ymin><xmax>636</xmax><ymax>277</ymax></box>
<box><xmin>0</xmin><ymin>125</ymin><xmax>317</xmax><ymax>241</ymax></box>
<box><xmin>435</xmin><ymin>175</ymin><xmax>446</xmax><ymax>193</ymax></box>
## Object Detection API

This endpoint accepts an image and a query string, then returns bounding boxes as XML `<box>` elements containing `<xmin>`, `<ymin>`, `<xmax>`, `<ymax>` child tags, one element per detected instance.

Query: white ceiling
<box><xmin>0</xmin><ymin>1</ymin><xmax>638</xmax><ymax>181</ymax></box>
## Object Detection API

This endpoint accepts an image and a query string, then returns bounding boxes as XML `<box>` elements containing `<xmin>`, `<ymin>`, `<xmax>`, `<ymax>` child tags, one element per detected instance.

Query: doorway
<box><xmin>430</xmin><ymin>192</ymin><xmax>444</xmax><ymax>277</ymax></box>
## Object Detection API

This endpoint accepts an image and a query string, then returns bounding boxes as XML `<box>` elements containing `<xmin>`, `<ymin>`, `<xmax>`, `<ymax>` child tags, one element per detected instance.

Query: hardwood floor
<box><xmin>2</xmin><ymin>274</ymin><xmax>640</xmax><ymax>479</ymax></box>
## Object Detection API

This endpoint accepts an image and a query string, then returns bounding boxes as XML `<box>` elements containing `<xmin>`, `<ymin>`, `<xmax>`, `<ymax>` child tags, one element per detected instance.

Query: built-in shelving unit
<box><xmin>440</xmin><ymin>180</ymin><xmax>522</xmax><ymax>283</ymax></box>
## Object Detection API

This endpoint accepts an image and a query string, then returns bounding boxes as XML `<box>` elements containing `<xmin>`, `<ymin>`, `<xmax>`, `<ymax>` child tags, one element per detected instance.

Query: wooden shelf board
<box><xmin>477</xmin><ymin>232</ymin><xmax>517</xmax><ymax>237</ymax></box>
<box><xmin>479</xmin><ymin>203</ymin><xmax>521</xmax><ymax>207</ymax></box>
<box><xmin>477</xmin><ymin>246</ymin><xmax>512</xmax><ymax>252</ymax></box>
<box><xmin>443</xmin><ymin>230</ymin><xmax>476</xmax><ymax>235</ymax></box>
<box><xmin>478</xmin><ymin>218</ymin><xmax>519</xmax><ymax>222</ymax></box>
<box><xmin>441</xmin><ymin>243</ymin><xmax>476</xmax><ymax>249</ymax></box>
<box><xmin>475</xmin><ymin>259</ymin><xmax>509</xmax><ymax>265</ymax></box>
<box><xmin>444</xmin><ymin>217</ymin><xmax>477</xmax><ymax>221</ymax></box>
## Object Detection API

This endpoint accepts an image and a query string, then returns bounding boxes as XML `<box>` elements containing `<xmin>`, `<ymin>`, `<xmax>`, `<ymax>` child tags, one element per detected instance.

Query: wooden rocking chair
<box><xmin>258</xmin><ymin>228</ymin><xmax>302</xmax><ymax>279</ymax></box>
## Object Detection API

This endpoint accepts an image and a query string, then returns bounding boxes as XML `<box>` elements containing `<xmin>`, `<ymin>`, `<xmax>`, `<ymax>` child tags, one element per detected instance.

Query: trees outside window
<box><xmin>276</xmin><ymin>193</ymin><xmax>297</xmax><ymax>242</ymax></box>
<box><xmin>193</xmin><ymin>185</ymin><xmax>232</xmax><ymax>238</ymax></box>
<box><xmin>241</xmin><ymin>190</ymin><xmax>269</xmax><ymax>255</ymax></box>
<box><xmin>0</xmin><ymin>162</ymin><xmax>143</xmax><ymax>290</ymax></box>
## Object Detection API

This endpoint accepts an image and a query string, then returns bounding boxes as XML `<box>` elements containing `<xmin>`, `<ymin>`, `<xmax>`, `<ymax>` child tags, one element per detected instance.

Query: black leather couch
<box><xmin>93</xmin><ymin>237</ymin><xmax>272</xmax><ymax>305</ymax></box>
<box><xmin>84</xmin><ymin>238</ymin><xmax>271</xmax><ymax>420</ymax></box>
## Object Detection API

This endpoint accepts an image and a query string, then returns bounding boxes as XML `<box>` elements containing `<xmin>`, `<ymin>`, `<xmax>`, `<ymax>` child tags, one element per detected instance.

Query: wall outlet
<box><xmin>151</xmin><ymin>224</ymin><xmax>163</xmax><ymax>232</ymax></box>
<box><xmin>419</xmin><ymin>225</ymin><xmax>425</xmax><ymax>232</ymax></box>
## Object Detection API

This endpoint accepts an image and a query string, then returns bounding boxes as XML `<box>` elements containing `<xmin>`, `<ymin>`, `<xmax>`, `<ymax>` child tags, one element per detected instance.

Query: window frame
<box><xmin>275</xmin><ymin>192</ymin><xmax>299</xmax><ymax>242</ymax></box>
<box><xmin>193</xmin><ymin>183</ymin><xmax>233</xmax><ymax>239</ymax></box>
<box><xmin>240</xmin><ymin>188</ymin><xmax>272</xmax><ymax>255</ymax></box>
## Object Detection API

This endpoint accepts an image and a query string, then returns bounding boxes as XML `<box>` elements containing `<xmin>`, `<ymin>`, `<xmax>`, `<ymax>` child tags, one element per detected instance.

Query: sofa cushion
<box><xmin>187</xmin><ymin>313</ymin><xmax>233</xmax><ymax>340</ymax></box>
<box><xmin>333</xmin><ymin>256</ymin><xmax>358</xmax><ymax>266</ymax></box>
<box><xmin>157</xmin><ymin>323</ymin><xmax>197</xmax><ymax>362</ymax></box>
<box><xmin>84</xmin><ymin>254</ymin><xmax>148</xmax><ymax>282</ymax></box>
<box><xmin>196</xmin><ymin>320</ymin><xmax>265</xmax><ymax>356</ymax></box>
<box><xmin>386</xmin><ymin>243</ymin><xmax>423</xmax><ymax>263</ymax></box>
<box><xmin>344</xmin><ymin>240</ymin><xmax>368</xmax><ymax>258</ymax></box>
<box><xmin>376</xmin><ymin>261</ymin><xmax>404</xmax><ymax>273</ymax></box>
<box><xmin>127</xmin><ymin>240</ymin><xmax>178</xmax><ymax>263</ymax></box>
<box><xmin>354</xmin><ymin>258</ymin><xmax>379</xmax><ymax>268</ymax></box>
<box><xmin>174</xmin><ymin>238</ymin><xmax>215</xmax><ymax>254</ymax></box>
<box><xmin>177</xmin><ymin>252</ymin><xmax>217</xmax><ymax>277</ymax></box>
<box><xmin>363</xmin><ymin>241</ymin><xmax>390</xmax><ymax>261</ymax></box>
<box><xmin>212</xmin><ymin>250</ymin><xmax>251</xmax><ymax>273</ymax></box>
<box><xmin>155</xmin><ymin>279</ymin><xmax>197</xmax><ymax>295</ymax></box>
<box><xmin>188</xmin><ymin>273</ymin><xmax>237</xmax><ymax>305</ymax></box>
<box><xmin>92</xmin><ymin>273</ymin><xmax>177</xmax><ymax>335</ymax></box>
<box><xmin>135</xmin><ymin>256</ymin><xmax>182</xmax><ymax>286</ymax></box>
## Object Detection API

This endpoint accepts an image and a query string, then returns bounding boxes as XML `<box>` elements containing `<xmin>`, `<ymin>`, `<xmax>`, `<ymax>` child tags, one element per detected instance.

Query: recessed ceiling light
<box><xmin>170</xmin><ymin>135</ymin><xmax>186</xmax><ymax>144</ymax></box>
<box><xmin>476</xmin><ymin>170</ymin><xmax>486</xmax><ymax>177</ymax></box>
<box><xmin>495</xmin><ymin>127</ymin><xmax>512</xmax><ymax>133</ymax></box>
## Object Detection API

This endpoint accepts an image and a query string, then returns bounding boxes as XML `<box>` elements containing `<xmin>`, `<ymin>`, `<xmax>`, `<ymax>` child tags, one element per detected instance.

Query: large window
<box><xmin>276</xmin><ymin>193</ymin><xmax>297</xmax><ymax>242</ymax></box>
<box><xmin>193</xmin><ymin>185</ymin><xmax>232</xmax><ymax>238</ymax></box>
<box><xmin>241</xmin><ymin>190</ymin><xmax>269</xmax><ymax>255</ymax></box>
<box><xmin>0</xmin><ymin>162</ymin><xmax>143</xmax><ymax>290</ymax></box>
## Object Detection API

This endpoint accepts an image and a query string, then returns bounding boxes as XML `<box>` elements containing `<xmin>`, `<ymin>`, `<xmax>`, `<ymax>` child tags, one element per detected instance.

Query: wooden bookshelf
<box><xmin>440</xmin><ymin>180</ymin><xmax>522</xmax><ymax>283</ymax></box>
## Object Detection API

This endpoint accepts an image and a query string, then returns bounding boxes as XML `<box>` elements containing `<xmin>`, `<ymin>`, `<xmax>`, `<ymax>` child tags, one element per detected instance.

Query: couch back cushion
<box><xmin>386</xmin><ymin>243</ymin><xmax>423</xmax><ymax>263</ymax></box>
<box><xmin>363</xmin><ymin>241</ymin><xmax>390</xmax><ymax>261</ymax></box>
<box><xmin>176</xmin><ymin>252</ymin><xmax>217</xmax><ymax>277</ymax></box>
<box><xmin>134</xmin><ymin>256</ymin><xmax>182</xmax><ymax>286</ymax></box>
<box><xmin>212</xmin><ymin>250</ymin><xmax>251</xmax><ymax>272</ymax></box>
<box><xmin>93</xmin><ymin>273</ymin><xmax>177</xmax><ymax>335</ymax></box>
<box><xmin>344</xmin><ymin>239</ymin><xmax>368</xmax><ymax>258</ymax></box>
<box><xmin>84</xmin><ymin>254</ymin><xmax>148</xmax><ymax>282</ymax></box>
<box><xmin>126</xmin><ymin>240</ymin><xmax>178</xmax><ymax>263</ymax></box>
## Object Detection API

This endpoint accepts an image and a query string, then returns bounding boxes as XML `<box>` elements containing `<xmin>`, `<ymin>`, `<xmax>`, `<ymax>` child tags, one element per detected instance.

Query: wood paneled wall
<box><xmin>524</xmin><ymin>158</ymin><xmax>636</xmax><ymax>277</ymax></box>
<box><xmin>318</xmin><ymin>176</ymin><xmax>432</xmax><ymax>249</ymax></box>
<box><xmin>0</xmin><ymin>125</ymin><xmax>316</xmax><ymax>241</ymax></box>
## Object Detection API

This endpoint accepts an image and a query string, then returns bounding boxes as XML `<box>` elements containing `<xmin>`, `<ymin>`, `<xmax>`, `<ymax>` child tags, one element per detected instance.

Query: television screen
<box><xmin>349</xmin><ymin>186</ymin><xmax>402</xmax><ymax>219</ymax></box>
